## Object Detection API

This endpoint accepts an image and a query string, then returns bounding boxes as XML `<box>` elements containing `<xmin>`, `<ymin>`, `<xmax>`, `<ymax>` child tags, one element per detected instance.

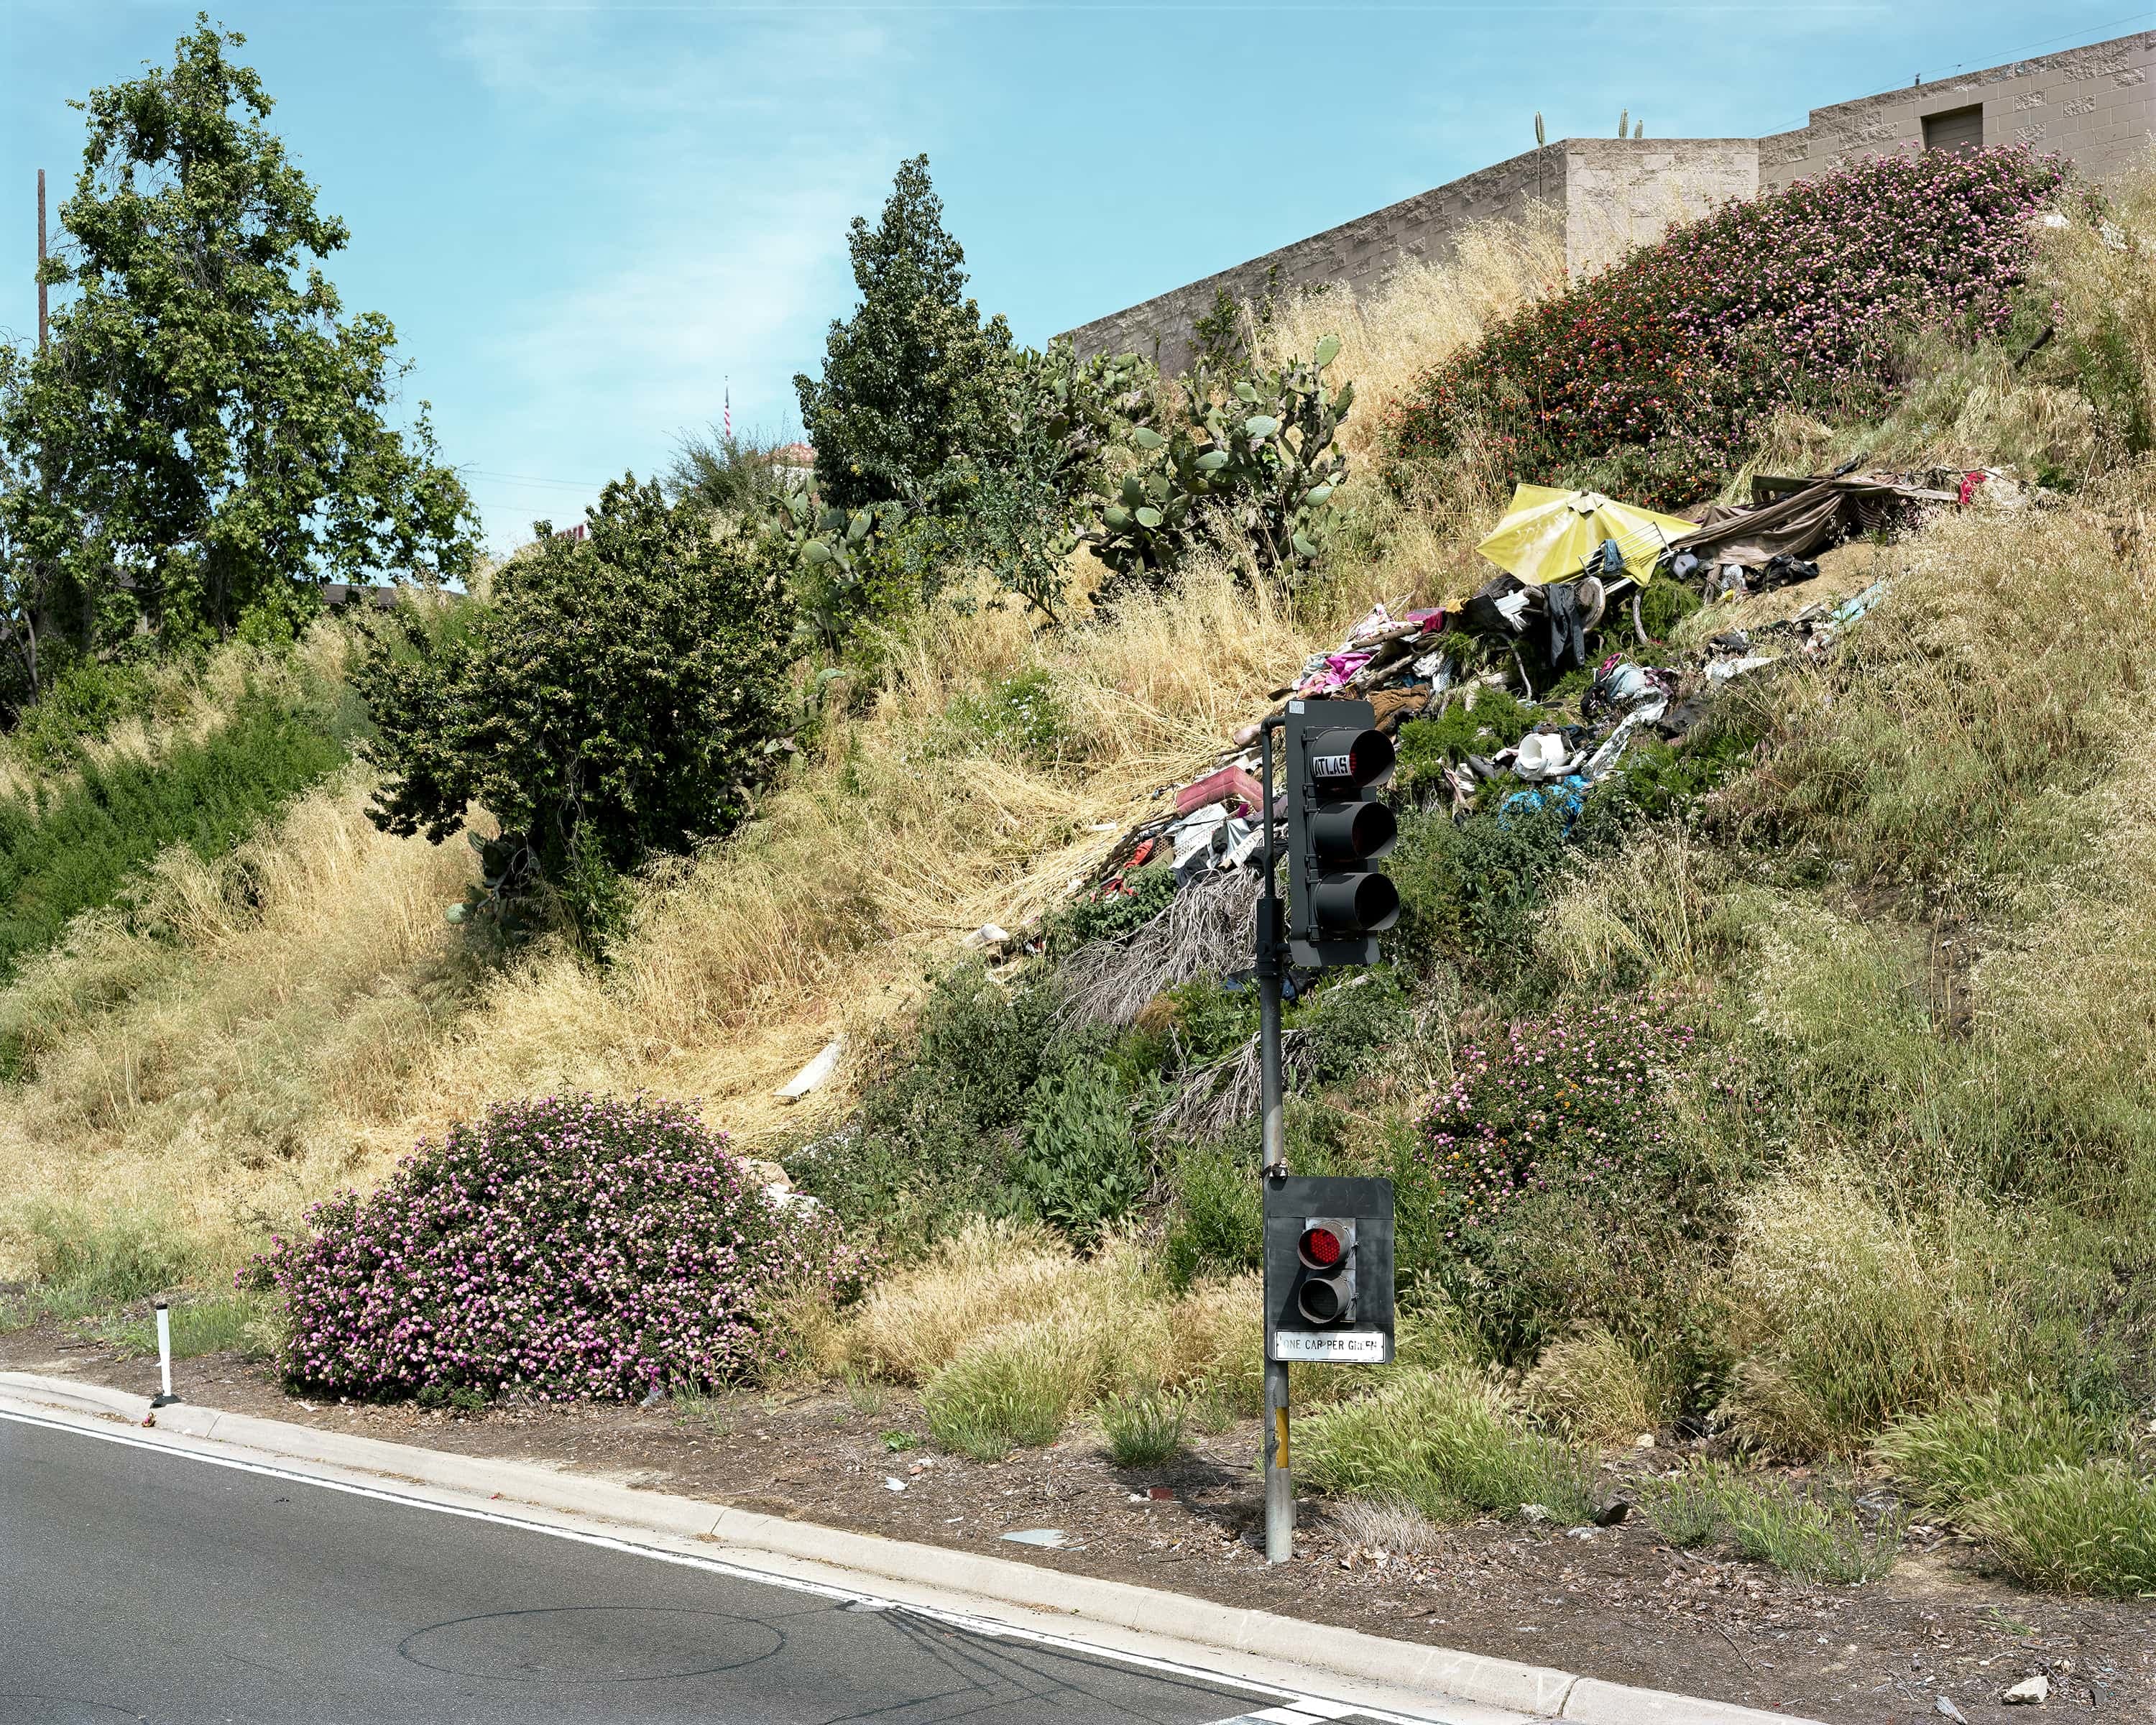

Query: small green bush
<box><xmin>943</xmin><ymin>668</ymin><xmax>1072</xmax><ymax>768</ymax></box>
<box><xmin>1009</xmin><ymin>1057</ymin><xmax>1149</xmax><ymax>1246</ymax></box>
<box><xmin>1100</xmin><ymin>1389</ymin><xmax>1188</xmax><ymax>1466</ymax></box>
<box><xmin>1877</xmin><ymin>1392</ymin><xmax>2120</xmax><ymax>1517</ymax></box>
<box><xmin>1158</xmin><ymin>1136</ymin><xmax>1263</xmax><ymax>1289</ymax></box>
<box><xmin>1966</xmin><ymin>1461</ymin><xmax>2156</xmax><ymax>1596</ymax></box>
<box><xmin>1297</xmin><ymin>1366</ymin><xmax>1596</xmax><ymax>1524</ymax></box>
<box><xmin>1303</xmin><ymin>970</ymin><xmax>1414</xmax><ymax>1083</ymax></box>
<box><xmin>922</xmin><ymin>1322</ymin><xmax>1075</xmax><ymax>1459</ymax></box>
<box><xmin>1636</xmin><ymin>579</ymin><xmax>1703</xmax><ymax>641</ymax></box>
<box><xmin>1049</xmin><ymin>861</ymin><xmax>1175</xmax><ymax>954</ymax></box>
<box><xmin>1387</xmin><ymin>801</ymin><xmax>1575</xmax><ymax>980</ymax></box>
<box><xmin>5</xmin><ymin>653</ymin><xmax>155</xmax><ymax>772</ymax></box>
<box><xmin>1718</xmin><ymin>1476</ymin><xmax>1904</xmax><ymax>1584</ymax></box>
<box><xmin>791</xmin><ymin>963</ymin><xmax>1061</xmax><ymax>1236</ymax></box>
<box><xmin>1393</xmin><ymin>691</ymin><xmax>1535</xmax><ymax>796</ymax></box>
<box><xmin>1639</xmin><ymin>1461</ymin><xmax>1735</xmax><ymax>1549</ymax></box>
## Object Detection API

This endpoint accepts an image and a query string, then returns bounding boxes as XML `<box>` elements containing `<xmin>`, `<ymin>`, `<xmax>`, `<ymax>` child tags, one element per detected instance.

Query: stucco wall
<box><xmin>1762</xmin><ymin>32</ymin><xmax>2155</xmax><ymax>186</ymax></box>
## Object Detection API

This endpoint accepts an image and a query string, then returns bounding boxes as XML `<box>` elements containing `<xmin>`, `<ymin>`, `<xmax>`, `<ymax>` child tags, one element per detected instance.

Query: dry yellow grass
<box><xmin>0</xmin><ymin>553</ymin><xmax>1377</xmax><ymax>1278</ymax></box>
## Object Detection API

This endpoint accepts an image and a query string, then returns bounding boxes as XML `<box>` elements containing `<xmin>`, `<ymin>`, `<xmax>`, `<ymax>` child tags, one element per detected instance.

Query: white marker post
<box><xmin>151</xmin><ymin>1300</ymin><xmax>180</xmax><ymax>1407</ymax></box>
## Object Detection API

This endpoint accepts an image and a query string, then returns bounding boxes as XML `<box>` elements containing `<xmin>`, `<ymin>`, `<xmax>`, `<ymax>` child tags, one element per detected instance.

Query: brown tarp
<box><xmin>1672</xmin><ymin>472</ymin><xmax>1957</xmax><ymax>568</ymax></box>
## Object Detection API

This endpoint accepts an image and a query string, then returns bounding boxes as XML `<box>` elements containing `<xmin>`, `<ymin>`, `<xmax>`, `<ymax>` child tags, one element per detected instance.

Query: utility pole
<box><xmin>1255</xmin><ymin>712</ymin><xmax>1291</xmax><ymax>1565</ymax></box>
<box><xmin>37</xmin><ymin>168</ymin><xmax>49</xmax><ymax>351</ymax></box>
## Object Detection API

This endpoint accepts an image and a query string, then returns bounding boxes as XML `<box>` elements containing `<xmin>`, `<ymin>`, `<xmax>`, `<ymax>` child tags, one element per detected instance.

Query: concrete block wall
<box><xmin>1762</xmin><ymin>31</ymin><xmax>2155</xmax><ymax>186</ymax></box>
<box><xmin>1060</xmin><ymin>144</ymin><xmax>1562</xmax><ymax>377</ymax></box>
<box><xmin>1061</xmin><ymin>32</ymin><xmax>2155</xmax><ymax>370</ymax></box>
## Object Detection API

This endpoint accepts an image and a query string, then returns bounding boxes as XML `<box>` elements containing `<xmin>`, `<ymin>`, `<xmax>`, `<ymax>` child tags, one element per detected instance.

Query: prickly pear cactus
<box><xmin>1084</xmin><ymin>334</ymin><xmax>1350</xmax><ymax>586</ymax></box>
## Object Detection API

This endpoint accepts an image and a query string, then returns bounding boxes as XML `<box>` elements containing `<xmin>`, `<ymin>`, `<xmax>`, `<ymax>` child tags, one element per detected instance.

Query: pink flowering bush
<box><xmin>1418</xmin><ymin>1000</ymin><xmax>1746</xmax><ymax>1364</ymax></box>
<box><xmin>1388</xmin><ymin>147</ymin><xmax>2070</xmax><ymax>506</ymax></box>
<box><xmin>241</xmin><ymin>1094</ymin><xmax>872</xmax><ymax>1401</ymax></box>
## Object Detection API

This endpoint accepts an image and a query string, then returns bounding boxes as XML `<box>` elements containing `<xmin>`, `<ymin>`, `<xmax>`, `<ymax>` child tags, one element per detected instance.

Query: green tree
<box><xmin>355</xmin><ymin>477</ymin><xmax>793</xmax><ymax>939</ymax></box>
<box><xmin>793</xmin><ymin>156</ymin><xmax>1013</xmax><ymax>511</ymax></box>
<box><xmin>1</xmin><ymin>16</ymin><xmax>474</xmax><ymax>659</ymax></box>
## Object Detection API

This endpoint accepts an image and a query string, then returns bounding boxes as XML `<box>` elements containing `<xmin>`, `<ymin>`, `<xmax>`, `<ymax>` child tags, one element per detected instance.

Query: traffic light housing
<box><xmin>1283</xmin><ymin>698</ymin><xmax>1399</xmax><ymax>969</ymax></box>
<box><xmin>1264</xmin><ymin>1175</ymin><xmax>1395</xmax><ymax>1363</ymax></box>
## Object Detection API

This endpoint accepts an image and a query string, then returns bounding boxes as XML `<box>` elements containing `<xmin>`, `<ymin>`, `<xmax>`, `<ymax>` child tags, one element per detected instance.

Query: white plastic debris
<box><xmin>1000</xmin><ymin>1528</ymin><xmax>1070</xmax><ymax>1548</ymax></box>
<box><xmin>882</xmin><ymin>1476</ymin><xmax>907</xmax><ymax>1493</ymax></box>
<box><xmin>961</xmin><ymin>923</ymin><xmax>1011</xmax><ymax>951</ymax></box>
<box><xmin>2001</xmin><ymin>1674</ymin><xmax>2050</xmax><ymax>1706</ymax></box>
<box><xmin>775</xmin><ymin>1038</ymin><xmax>843</xmax><ymax>1103</ymax></box>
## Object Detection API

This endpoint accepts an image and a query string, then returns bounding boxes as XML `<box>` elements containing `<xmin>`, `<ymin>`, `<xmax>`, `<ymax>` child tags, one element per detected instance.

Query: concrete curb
<box><xmin>1</xmin><ymin>1371</ymin><xmax>1819</xmax><ymax>1725</ymax></box>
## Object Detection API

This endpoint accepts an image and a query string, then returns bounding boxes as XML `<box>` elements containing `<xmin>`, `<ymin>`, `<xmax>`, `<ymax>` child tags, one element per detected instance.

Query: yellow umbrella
<box><xmin>1475</xmin><ymin>484</ymin><xmax>1697</xmax><ymax>586</ymax></box>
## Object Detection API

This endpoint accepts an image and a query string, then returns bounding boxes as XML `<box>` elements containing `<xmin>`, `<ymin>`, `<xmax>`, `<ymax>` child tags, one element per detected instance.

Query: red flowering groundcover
<box><xmin>1386</xmin><ymin>148</ymin><xmax>2068</xmax><ymax>509</ymax></box>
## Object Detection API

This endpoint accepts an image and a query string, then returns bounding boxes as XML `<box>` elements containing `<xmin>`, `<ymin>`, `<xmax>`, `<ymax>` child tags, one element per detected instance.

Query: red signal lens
<box><xmin>1300</xmin><ymin>1225</ymin><xmax>1343</xmax><ymax>1267</ymax></box>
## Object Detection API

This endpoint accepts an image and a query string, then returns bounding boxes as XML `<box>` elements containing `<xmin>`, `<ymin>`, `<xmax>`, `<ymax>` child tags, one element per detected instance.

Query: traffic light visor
<box><xmin>1307</xmin><ymin>727</ymin><xmax>1394</xmax><ymax>788</ymax></box>
<box><xmin>1310</xmin><ymin>800</ymin><xmax>1397</xmax><ymax>863</ymax></box>
<box><xmin>1310</xmin><ymin>872</ymin><xmax>1401</xmax><ymax>934</ymax></box>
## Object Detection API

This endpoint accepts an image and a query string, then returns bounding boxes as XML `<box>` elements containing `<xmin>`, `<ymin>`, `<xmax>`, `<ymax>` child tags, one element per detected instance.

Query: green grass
<box><xmin>1967</xmin><ymin>1461</ymin><xmax>2156</xmax><ymax>1597</ymax></box>
<box><xmin>1877</xmin><ymin>1392</ymin><xmax>2120</xmax><ymax>1517</ymax></box>
<box><xmin>1100</xmin><ymin>1389</ymin><xmax>1188</xmax><ymax>1467</ymax></box>
<box><xmin>0</xmin><ymin>689</ymin><xmax>359</xmax><ymax>986</ymax></box>
<box><xmin>94</xmin><ymin>1293</ymin><xmax>268</xmax><ymax>1361</ymax></box>
<box><xmin>1297</xmin><ymin>1367</ymin><xmax>1596</xmax><ymax>1525</ymax></box>
<box><xmin>921</xmin><ymin>1324</ymin><xmax>1075</xmax><ymax>1460</ymax></box>
<box><xmin>1</xmin><ymin>1207</ymin><xmax>194</xmax><ymax>1329</ymax></box>
<box><xmin>1639</xmin><ymin>1461</ymin><xmax>1736</xmax><ymax>1549</ymax></box>
<box><xmin>1639</xmin><ymin>1460</ymin><xmax>1902</xmax><ymax>1583</ymax></box>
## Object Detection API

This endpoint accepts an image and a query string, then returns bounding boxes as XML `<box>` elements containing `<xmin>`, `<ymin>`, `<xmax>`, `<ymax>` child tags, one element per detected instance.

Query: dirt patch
<box><xmin>9</xmin><ymin>1325</ymin><xmax>2147</xmax><ymax>1724</ymax></box>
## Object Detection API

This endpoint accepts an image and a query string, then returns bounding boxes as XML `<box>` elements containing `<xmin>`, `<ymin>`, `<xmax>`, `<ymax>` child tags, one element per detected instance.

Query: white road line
<box><xmin>1</xmin><ymin>1407</ymin><xmax>1421</xmax><ymax>1724</ymax></box>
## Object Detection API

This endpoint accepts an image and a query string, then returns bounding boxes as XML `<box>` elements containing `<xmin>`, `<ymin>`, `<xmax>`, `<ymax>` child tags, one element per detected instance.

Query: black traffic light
<box><xmin>1295</xmin><ymin>1218</ymin><xmax>1357</xmax><ymax>1325</ymax></box>
<box><xmin>1283</xmin><ymin>698</ymin><xmax>1399</xmax><ymax>969</ymax></box>
<box><xmin>1263</xmin><ymin>1175</ymin><xmax>1395</xmax><ymax>1363</ymax></box>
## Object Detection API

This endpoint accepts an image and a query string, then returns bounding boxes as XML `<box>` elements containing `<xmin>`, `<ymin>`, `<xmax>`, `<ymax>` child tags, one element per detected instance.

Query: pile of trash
<box><xmin>1051</xmin><ymin>461</ymin><xmax>2010</xmax><ymax>944</ymax></box>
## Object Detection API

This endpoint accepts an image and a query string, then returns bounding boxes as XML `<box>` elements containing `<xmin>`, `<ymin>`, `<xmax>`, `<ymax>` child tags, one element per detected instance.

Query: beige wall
<box><xmin>1564</xmin><ymin>139</ymin><xmax>1758</xmax><ymax>275</ymax></box>
<box><xmin>1763</xmin><ymin>32</ymin><xmax>2155</xmax><ymax>187</ymax></box>
<box><xmin>1061</xmin><ymin>32</ymin><xmax>2156</xmax><ymax>369</ymax></box>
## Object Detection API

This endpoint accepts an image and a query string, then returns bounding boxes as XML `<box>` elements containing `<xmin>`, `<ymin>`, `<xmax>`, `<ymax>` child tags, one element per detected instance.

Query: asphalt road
<box><xmin>0</xmin><ymin>1413</ymin><xmax>1305</xmax><ymax>1725</ymax></box>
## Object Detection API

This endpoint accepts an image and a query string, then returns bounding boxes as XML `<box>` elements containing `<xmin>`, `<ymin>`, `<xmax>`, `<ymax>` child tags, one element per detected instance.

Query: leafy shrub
<box><xmin>1416</xmin><ymin>998</ymin><xmax>1738</xmax><ymax>1366</ymax></box>
<box><xmin>1100</xmin><ymin>1388</ymin><xmax>1189</xmax><ymax>1466</ymax></box>
<box><xmin>1158</xmin><ymin>1135</ymin><xmax>1263</xmax><ymax>1289</ymax></box>
<box><xmin>1388</xmin><ymin>148</ymin><xmax>2068</xmax><ymax>506</ymax></box>
<box><xmin>1297</xmin><ymin>1366</ymin><xmax>1596</xmax><ymax>1524</ymax></box>
<box><xmin>356</xmin><ymin>476</ymin><xmax>792</xmax><ymax>936</ymax></box>
<box><xmin>1393</xmin><ymin>691</ymin><xmax>1534</xmax><ymax>795</ymax></box>
<box><xmin>244</xmin><ymin>1094</ymin><xmax>871</xmax><ymax>1401</ymax></box>
<box><xmin>1049</xmin><ymin>860</ymin><xmax>1176</xmax><ymax>954</ymax></box>
<box><xmin>1966</xmin><ymin>1461</ymin><xmax>2156</xmax><ymax>1596</ymax></box>
<box><xmin>0</xmin><ymin>691</ymin><xmax>354</xmax><ymax>981</ymax></box>
<box><xmin>943</xmin><ymin>668</ymin><xmax>1072</xmax><ymax>768</ymax></box>
<box><xmin>1009</xmin><ymin>1057</ymin><xmax>1150</xmax><ymax>1246</ymax></box>
<box><xmin>1304</xmin><ymin>969</ymin><xmax>1415</xmax><ymax>1083</ymax></box>
<box><xmin>1386</xmin><ymin>800</ymin><xmax>1575</xmax><ymax>980</ymax></box>
<box><xmin>1877</xmin><ymin>1391</ymin><xmax>2121</xmax><ymax>1517</ymax></box>
<box><xmin>790</xmin><ymin>964</ymin><xmax>1061</xmax><ymax>1236</ymax></box>
<box><xmin>4</xmin><ymin>653</ymin><xmax>154</xmax><ymax>770</ymax></box>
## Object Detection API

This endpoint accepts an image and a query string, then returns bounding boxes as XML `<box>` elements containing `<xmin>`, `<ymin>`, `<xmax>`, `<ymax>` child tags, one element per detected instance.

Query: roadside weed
<box><xmin>1967</xmin><ymin>1461</ymin><xmax>2156</xmax><ymax>1597</ymax></box>
<box><xmin>1100</xmin><ymin>1389</ymin><xmax>1188</xmax><ymax>1468</ymax></box>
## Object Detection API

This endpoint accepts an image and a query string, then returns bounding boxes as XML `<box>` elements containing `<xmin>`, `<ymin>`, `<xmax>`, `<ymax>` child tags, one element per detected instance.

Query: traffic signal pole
<box><xmin>1256</xmin><ymin>714</ymin><xmax>1291</xmax><ymax>1565</ymax></box>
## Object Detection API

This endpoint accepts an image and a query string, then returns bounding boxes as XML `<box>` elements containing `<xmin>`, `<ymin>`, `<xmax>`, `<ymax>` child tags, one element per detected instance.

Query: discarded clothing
<box><xmin>1543</xmin><ymin>579</ymin><xmax>1588</xmax><ymax>673</ymax></box>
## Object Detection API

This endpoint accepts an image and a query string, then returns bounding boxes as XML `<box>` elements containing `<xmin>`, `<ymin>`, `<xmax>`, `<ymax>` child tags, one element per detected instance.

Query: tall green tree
<box><xmin>1</xmin><ymin>15</ymin><xmax>475</xmax><ymax>662</ymax></box>
<box><xmin>793</xmin><ymin>156</ymin><xmax>1014</xmax><ymax>511</ymax></box>
<box><xmin>356</xmin><ymin>477</ymin><xmax>793</xmax><ymax>942</ymax></box>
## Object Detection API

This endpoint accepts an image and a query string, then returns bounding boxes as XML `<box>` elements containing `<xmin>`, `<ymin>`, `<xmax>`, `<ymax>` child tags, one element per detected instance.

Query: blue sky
<box><xmin>2</xmin><ymin>1</ymin><xmax>2142</xmax><ymax>550</ymax></box>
